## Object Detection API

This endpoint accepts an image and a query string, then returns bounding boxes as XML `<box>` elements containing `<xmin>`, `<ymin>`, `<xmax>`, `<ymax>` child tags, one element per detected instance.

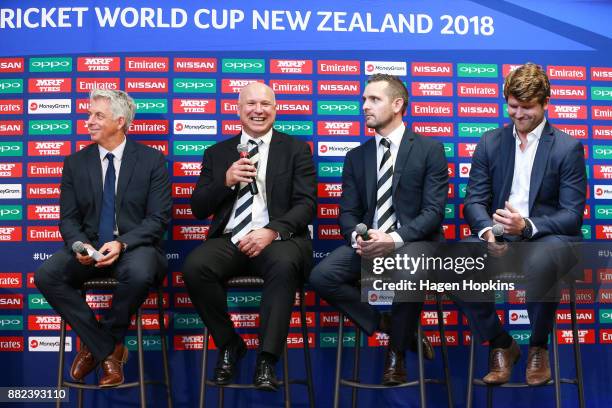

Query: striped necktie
<box><xmin>231</xmin><ymin>140</ymin><xmax>260</xmax><ymax>244</ymax></box>
<box><xmin>376</xmin><ymin>138</ymin><xmax>396</xmax><ymax>233</ymax></box>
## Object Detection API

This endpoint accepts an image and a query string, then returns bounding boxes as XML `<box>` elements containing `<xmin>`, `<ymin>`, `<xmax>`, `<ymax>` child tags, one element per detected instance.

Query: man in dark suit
<box><xmin>34</xmin><ymin>89</ymin><xmax>172</xmax><ymax>387</ymax></box>
<box><xmin>460</xmin><ymin>63</ymin><xmax>586</xmax><ymax>385</ymax></box>
<box><xmin>309</xmin><ymin>74</ymin><xmax>449</xmax><ymax>385</ymax></box>
<box><xmin>182</xmin><ymin>82</ymin><xmax>316</xmax><ymax>391</ymax></box>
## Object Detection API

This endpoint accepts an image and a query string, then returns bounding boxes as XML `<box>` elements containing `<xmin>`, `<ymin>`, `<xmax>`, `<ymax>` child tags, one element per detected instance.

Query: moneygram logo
<box><xmin>29</xmin><ymin>57</ymin><xmax>72</xmax><ymax>72</ymax></box>
<box><xmin>76</xmin><ymin>78</ymin><xmax>119</xmax><ymax>92</ymax></box>
<box><xmin>411</xmin><ymin>62</ymin><xmax>452</xmax><ymax>77</ymax></box>
<box><xmin>364</xmin><ymin>61</ymin><xmax>407</xmax><ymax>76</ymax></box>
<box><xmin>270</xmin><ymin>59</ymin><xmax>312</xmax><ymax>74</ymax></box>
<box><xmin>547</xmin><ymin>65</ymin><xmax>586</xmax><ymax>80</ymax></box>
<box><xmin>592</xmin><ymin>87</ymin><xmax>612</xmax><ymax>101</ymax></box>
<box><xmin>28</xmin><ymin>99</ymin><xmax>71</xmax><ymax>114</ymax></box>
<box><xmin>318</xmin><ymin>60</ymin><xmax>360</xmax><ymax>75</ymax></box>
<box><xmin>458</xmin><ymin>123</ymin><xmax>497</xmax><ymax>137</ymax></box>
<box><xmin>457</xmin><ymin>63</ymin><xmax>498</xmax><ymax>78</ymax></box>
<box><xmin>173</xmin><ymin>141</ymin><xmax>215</xmax><ymax>156</ymax></box>
<box><xmin>0</xmin><ymin>315</ymin><xmax>22</xmax><ymax>330</ymax></box>
<box><xmin>174</xmin><ymin>58</ymin><xmax>217</xmax><ymax>72</ymax></box>
<box><xmin>0</xmin><ymin>99</ymin><xmax>22</xmax><ymax>114</ymax></box>
<box><xmin>135</xmin><ymin>99</ymin><xmax>168</xmax><ymax>114</ymax></box>
<box><xmin>126</xmin><ymin>78</ymin><xmax>168</xmax><ymax>92</ymax></box>
<box><xmin>0</xmin><ymin>79</ymin><xmax>23</xmax><ymax>94</ymax></box>
<box><xmin>318</xmin><ymin>142</ymin><xmax>359</xmax><ymax>157</ymax></box>
<box><xmin>222</xmin><ymin>59</ymin><xmax>265</xmax><ymax>73</ymax></box>
<box><xmin>274</xmin><ymin>121</ymin><xmax>313</xmax><ymax>135</ymax></box>
<box><xmin>0</xmin><ymin>142</ymin><xmax>22</xmax><ymax>157</ymax></box>
<box><xmin>173</xmin><ymin>78</ymin><xmax>216</xmax><ymax>93</ymax></box>
<box><xmin>77</xmin><ymin>56</ymin><xmax>120</xmax><ymax>72</ymax></box>
<box><xmin>595</xmin><ymin>185</ymin><xmax>612</xmax><ymax>199</ymax></box>
<box><xmin>0</xmin><ymin>205</ymin><xmax>22</xmax><ymax>220</ymax></box>
<box><xmin>317</xmin><ymin>101</ymin><xmax>359</xmax><ymax>116</ymax></box>
<box><xmin>411</xmin><ymin>82</ymin><xmax>452</xmax><ymax>97</ymax></box>
<box><xmin>318</xmin><ymin>162</ymin><xmax>343</xmax><ymax>177</ymax></box>
<box><xmin>172</xmin><ymin>99</ymin><xmax>215</xmax><ymax>114</ymax></box>
<box><xmin>0</xmin><ymin>58</ymin><xmax>24</xmax><ymax>73</ymax></box>
<box><xmin>29</xmin><ymin>120</ymin><xmax>71</xmax><ymax>135</ymax></box>
<box><xmin>173</xmin><ymin>120</ymin><xmax>217</xmax><ymax>135</ymax></box>
<box><xmin>0</xmin><ymin>184</ymin><xmax>22</xmax><ymax>199</ymax></box>
<box><xmin>29</xmin><ymin>336</ymin><xmax>72</xmax><ymax>352</ymax></box>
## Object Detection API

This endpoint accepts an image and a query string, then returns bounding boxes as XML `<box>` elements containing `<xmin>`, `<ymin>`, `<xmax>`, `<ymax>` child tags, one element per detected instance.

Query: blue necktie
<box><xmin>98</xmin><ymin>152</ymin><xmax>115</xmax><ymax>245</ymax></box>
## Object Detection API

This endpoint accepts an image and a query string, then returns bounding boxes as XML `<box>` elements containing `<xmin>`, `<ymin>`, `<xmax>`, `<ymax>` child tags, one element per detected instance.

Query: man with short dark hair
<box><xmin>182</xmin><ymin>82</ymin><xmax>316</xmax><ymax>391</ymax></box>
<box><xmin>310</xmin><ymin>74</ymin><xmax>449</xmax><ymax>385</ymax></box>
<box><xmin>459</xmin><ymin>63</ymin><xmax>587</xmax><ymax>385</ymax></box>
<box><xmin>35</xmin><ymin>89</ymin><xmax>172</xmax><ymax>387</ymax></box>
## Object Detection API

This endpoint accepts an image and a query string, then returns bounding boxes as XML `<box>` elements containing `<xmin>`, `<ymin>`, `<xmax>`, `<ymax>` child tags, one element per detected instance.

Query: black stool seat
<box><xmin>56</xmin><ymin>278</ymin><xmax>173</xmax><ymax>408</ymax></box>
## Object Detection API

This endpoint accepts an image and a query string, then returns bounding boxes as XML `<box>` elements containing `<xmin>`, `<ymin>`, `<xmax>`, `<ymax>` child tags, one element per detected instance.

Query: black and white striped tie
<box><xmin>231</xmin><ymin>139</ymin><xmax>260</xmax><ymax>244</ymax></box>
<box><xmin>376</xmin><ymin>138</ymin><xmax>396</xmax><ymax>233</ymax></box>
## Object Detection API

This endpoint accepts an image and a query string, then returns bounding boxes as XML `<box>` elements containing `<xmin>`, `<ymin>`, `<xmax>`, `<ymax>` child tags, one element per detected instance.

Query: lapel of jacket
<box><xmin>392</xmin><ymin>128</ymin><xmax>415</xmax><ymax>195</ymax></box>
<box><xmin>529</xmin><ymin>121</ymin><xmax>554</xmax><ymax>211</ymax></box>
<box><xmin>116</xmin><ymin>139</ymin><xmax>137</xmax><ymax>212</ymax></box>
<box><xmin>364</xmin><ymin>138</ymin><xmax>378</xmax><ymax>210</ymax></box>
<box><xmin>265</xmin><ymin>130</ymin><xmax>283</xmax><ymax>205</ymax></box>
<box><xmin>87</xmin><ymin>144</ymin><xmax>103</xmax><ymax>221</ymax></box>
<box><xmin>499</xmin><ymin>125</ymin><xmax>516</xmax><ymax>207</ymax></box>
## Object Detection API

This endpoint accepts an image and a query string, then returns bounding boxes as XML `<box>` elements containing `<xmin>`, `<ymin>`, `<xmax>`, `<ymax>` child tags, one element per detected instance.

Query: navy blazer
<box><xmin>59</xmin><ymin>139</ymin><xmax>172</xmax><ymax>251</ymax></box>
<box><xmin>339</xmin><ymin>128</ymin><xmax>449</xmax><ymax>243</ymax></box>
<box><xmin>464</xmin><ymin>121</ymin><xmax>586</xmax><ymax>239</ymax></box>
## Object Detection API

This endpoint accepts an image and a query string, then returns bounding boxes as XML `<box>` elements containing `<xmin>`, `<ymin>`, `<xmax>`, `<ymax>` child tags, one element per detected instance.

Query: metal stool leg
<box><xmin>199</xmin><ymin>327</ymin><xmax>209</xmax><ymax>408</ymax></box>
<box><xmin>417</xmin><ymin>325</ymin><xmax>427</xmax><ymax>408</ymax></box>
<box><xmin>570</xmin><ymin>282</ymin><xmax>585</xmax><ymax>408</ymax></box>
<box><xmin>299</xmin><ymin>289</ymin><xmax>315</xmax><ymax>408</ymax></box>
<box><xmin>436</xmin><ymin>296</ymin><xmax>454</xmax><ymax>408</ymax></box>
<box><xmin>351</xmin><ymin>327</ymin><xmax>360</xmax><ymax>408</ymax></box>
<box><xmin>486</xmin><ymin>385</ymin><xmax>493</xmax><ymax>408</ymax></box>
<box><xmin>56</xmin><ymin>318</ymin><xmax>67</xmax><ymax>408</ymax></box>
<box><xmin>552</xmin><ymin>318</ymin><xmax>561</xmax><ymax>408</ymax></box>
<box><xmin>466</xmin><ymin>332</ymin><xmax>475</xmax><ymax>408</ymax></box>
<box><xmin>283</xmin><ymin>344</ymin><xmax>291</xmax><ymax>408</ymax></box>
<box><xmin>157</xmin><ymin>288</ymin><xmax>173</xmax><ymax>408</ymax></box>
<box><xmin>218</xmin><ymin>386</ymin><xmax>224</xmax><ymax>408</ymax></box>
<box><xmin>136</xmin><ymin>308</ymin><xmax>147</xmax><ymax>408</ymax></box>
<box><xmin>333</xmin><ymin>313</ymin><xmax>344</xmax><ymax>408</ymax></box>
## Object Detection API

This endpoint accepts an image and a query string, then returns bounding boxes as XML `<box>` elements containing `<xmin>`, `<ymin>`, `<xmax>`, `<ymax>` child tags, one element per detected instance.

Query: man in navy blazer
<box><xmin>35</xmin><ymin>89</ymin><xmax>172</xmax><ymax>387</ymax></box>
<box><xmin>182</xmin><ymin>82</ymin><xmax>316</xmax><ymax>391</ymax></box>
<box><xmin>310</xmin><ymin>74</ymin><xmax>449</xmax><ymax>385</ymax></box>
<box><xmin>459</xmin><ymin>63</ymin><xmax>586</xmax><ymax>385</ymax></box>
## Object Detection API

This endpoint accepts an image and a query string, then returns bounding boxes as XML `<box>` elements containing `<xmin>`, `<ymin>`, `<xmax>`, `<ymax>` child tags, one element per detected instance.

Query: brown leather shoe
<box><xmin>382</xmin><ymin>347</ymin><xmax>407</xmax><ymax>386</ymax></box>
<box><xmin>483</xmin><ymin>339</ymin><xmax>521</xmax><ymax>385</ymax></box>
<box><xmin>70</xmin><ymin>344</ymin><xmax>97</xmax><ymax>381</ymax></box>
<box><xmin>526</xmin><ymin>346</ymin><xmax>551</xmax><ymax>386</ymax></box>
<box><xmin>99</xmin><ymin>343</ymin><xmax>128</xmax><ymax>387</ymax></box>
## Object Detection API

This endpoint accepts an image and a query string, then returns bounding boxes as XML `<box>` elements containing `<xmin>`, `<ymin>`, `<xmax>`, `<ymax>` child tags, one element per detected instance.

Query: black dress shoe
<box><xmin>382</xmin><ymin>347</ymin><xmax>407</xmax><ymax>386</ymax></box>
<box><xmin>213</xmin><ymin>337</ymin><xmax>247</xmax><ymax>385</ymax></box>
<box><xmin>253</xmin><ymin>358</ymin><xmax>279</xmax><ymax>392</ymax></box>
<box><xmin>407</xmin><ymin>332</ymin><xmax>435</xmax><ymax>361</ymax></box>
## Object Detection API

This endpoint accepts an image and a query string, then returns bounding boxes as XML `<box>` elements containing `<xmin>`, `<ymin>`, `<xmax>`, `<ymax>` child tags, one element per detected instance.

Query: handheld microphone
<box><xmin>492</xmin><ymin>224</ymin><xmax>505</xmax><ymax>243</ymax></box>
<box><xmin>355</xmin><ymin>223</ymin><xmax>369</xmax><ymax>241</ymax></box>
<box><xmin>236</xmin><ymin>143</ymin><xmax>258</xmax><ymax>195</ymax></box>
<box><xmin>72</xmin><ymin>241</ymin><xmax>104</xmax><ymax>262</ymax></box>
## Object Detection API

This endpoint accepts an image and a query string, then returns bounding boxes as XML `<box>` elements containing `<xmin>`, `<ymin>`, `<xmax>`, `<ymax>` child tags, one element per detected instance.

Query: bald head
<box><xmin>237</xmin><ymin>82</ymin><xmax>277</xmax><ymax>138</ymax></box>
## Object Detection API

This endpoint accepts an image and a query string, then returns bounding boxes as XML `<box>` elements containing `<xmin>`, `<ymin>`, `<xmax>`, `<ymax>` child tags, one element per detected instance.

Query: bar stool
<box><xmin>466</xmin><ymin>279</ymin><xmax>585</xmax><ymax>408</ymax></box>
<box><xmin>56</xmin><ymin>278</ymin><xmax>173</xmax><ymax>408</ymax></box>
<box><xmin>198</xmin><ymin>276</ymin><xmax>315</xmax><ymax>408</ymax></box>
<box><xmin>333</xmin><ymin>293</ymin><xmax>454</xmax><ymax>408</ymax></box>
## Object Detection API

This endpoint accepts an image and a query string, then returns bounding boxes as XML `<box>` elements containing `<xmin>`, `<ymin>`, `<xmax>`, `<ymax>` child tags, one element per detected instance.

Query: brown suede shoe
<box><xmin>70</xmin><ymin>344</ymin><xmax>97</xmax><ymax>381</ymax></box>
<box><xmin>99</xmin><ymin>343</ymin><xmax>129</xmax><ymax>387</ymax></box>
<box><xmin>526</xmin><ymin>346</ymin><xmax>551</xmax><ymax>386</ymax></box>
<box><xmin>382</xmin><ymin>347</ymin><xmax>407</xmax><ymax>386</ymax></box>
<box><xmin>483</xmin><ymin>339</ymin><xmax>521</xmax><ymax>385</ymax></box>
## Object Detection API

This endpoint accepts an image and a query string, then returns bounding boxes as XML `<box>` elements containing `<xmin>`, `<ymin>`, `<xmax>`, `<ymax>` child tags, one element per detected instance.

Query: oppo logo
<box><xmin>227</xmin><ymin>295</ymin><xmax>260</xmax><ymax>303</ymax></box>
<box><xmin>460</xmin><ymin>125</ymin><xmax>492</xmax><ymax>134</ymax></box>
<box><xmin>594</xmin><ymin>89</ymin><xmax>612</xmax><ymax>97</ymax></box>
<box><xmin>459</xmin><ymin>66</ymin><xmax>496</xmax><ymax>74</ymax></box>
<box><xmin>320</xmin><ymin>165</ymin><xmax>343</xmax><ymax>172</ymax></box>
<box><xmin>319</xmin><ymin>104</ymin><xmax>356</xmax><ymax>112</ymax></box>
<box><xmin>597</xmin><ymin>208</ymin><xmax>612</xmax><ymax>216</ymax></box>
<box><xmin>137</xmin><ymin>102</ymin><xmax>165</xmax><ymax>109</ymax></box>
<box><xmin>595</xmin><ymin>147</ymin><xmax>612</xmax><ymax>156</ymax></box>
<box><xmin>176</xmin><ymin>316</ymin><xmax>201</xmax><ymax>325</ymax></box>
<box><xmin>0</xmin><ymin>209</ymin><xmax>19</xmax><ymax>216</ymax></box>
<box><xmin>126</xmin><ymin>338</ymin><xmax>161</xmax><ymax>347</ymax></box>
<box><xmin>31</xmin><ymin>61</ymin><xmax>70</xmax><ymax>69</ymax></box>
<box><xmin>0</xmin><ymin>318</ymin><xmax>20</xmax><ymax>326</ymax></box>
<box><xmin>176</xmin><ymin>145</ymin><xmax>206</xmax><ymax>152</ymax></box>
<box><xmin>275</xmin><ymin>124</ymin><xmax>310</xmax><ymax>132</ymax></box>
<box><xmin>224</xmin><ymin>62</ymin><xmax>263</xmax><ymax>69</ymax></box>
<box><xmin>0</xmin><ymin>82</ymin><xmax>20</xmax><ymax>90</ymax></box>
<box><xmin>175</xmin><ymin>81</ymin><xmax>214</xmax><ymax>89</ymax></box>
<box><xmin>0</xmin><ymin>146</ymin><xmax>19</xmax><ymax>153</ymax></box>
<box><xmin>511</xmin><ymin>333</ymin><xmax>530</xmax><ymax>341</ymax></box>
<box><xmin>31</xmin><ymin>123</ymin><xmax>69</xmax><ymax>131</ymax></box>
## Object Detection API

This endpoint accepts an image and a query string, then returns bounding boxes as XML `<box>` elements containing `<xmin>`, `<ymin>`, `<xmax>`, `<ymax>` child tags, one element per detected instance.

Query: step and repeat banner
<box><xmin>0</xmin><ymin>1</ymin><xmax>611</xmax><ymax>407</ymax></box>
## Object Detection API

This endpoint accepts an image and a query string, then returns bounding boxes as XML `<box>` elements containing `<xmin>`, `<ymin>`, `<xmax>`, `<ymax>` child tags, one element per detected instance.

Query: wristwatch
<box><xmin>521</xmin><ymin>218</ymin><xmax>533</xmax><ymax>239</ymax></box>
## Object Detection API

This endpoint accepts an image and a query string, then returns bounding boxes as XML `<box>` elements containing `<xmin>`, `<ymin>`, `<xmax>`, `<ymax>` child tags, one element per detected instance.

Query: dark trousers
<box><xmin>182</xmin><ymin>236</ymin><xmax>303</xmax><ymax>358</ymax></box>
<box><xmin>309</xmin><ymin>244</ymin><xmax>423</xmax><ymax>351</ymax></box>
<box><xmin>453</xmin><ymin>235</ymin><xmax>577</xmax><ymax>346</ymax></box>
<box><xmin>34</xmin><ymin>246</ymin><xmax>162</xmax><ymax>362</ymax></box>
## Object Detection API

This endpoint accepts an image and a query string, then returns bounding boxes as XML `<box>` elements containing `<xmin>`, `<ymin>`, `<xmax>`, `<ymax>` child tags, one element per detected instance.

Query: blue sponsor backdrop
<box><xmin>0</xmin><ymin>1</ymin><xmax>611</xmax><ymax>407</ymax></box>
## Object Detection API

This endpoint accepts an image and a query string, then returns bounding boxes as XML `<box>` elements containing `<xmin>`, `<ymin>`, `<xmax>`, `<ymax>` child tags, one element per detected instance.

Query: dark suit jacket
<box><xmin>59</xmin><ymin>139</ymin><xmax>172</xmax><ymax>254</ymax></box>
<box><xmin>190</xmin><ymin>130</ymin><xmax>316</xmax><ymax>269</ymax></box>
<box><xmin>464</xmin><ymin>121</ymin><xmax>586</xmax><ymax>240</ymax></box>
<box><xmin>339</xmin><ymin>128</ymin><xmax>449</xmax><ymax>243</ymax></box>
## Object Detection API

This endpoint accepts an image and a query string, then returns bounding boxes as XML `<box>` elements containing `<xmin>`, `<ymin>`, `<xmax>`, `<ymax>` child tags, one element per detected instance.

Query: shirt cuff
<box><xmin>478</xmin><ymin>227</ymin><xmax>492</xmax><ymax>241</ymax></box>
<box><xmin>351</xmin><ymin>231</ymin><xmax>358</xmax><ymax>248</ymax></box>
<box><xmin>389</xmin><ymin>231</ymin><xmax>404</xmax><ymax>249</ymax></box>
<box><xmin>526</xmin><ymin>218</ymin><xmax>538</xmax><ymax>237</ymax></box>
